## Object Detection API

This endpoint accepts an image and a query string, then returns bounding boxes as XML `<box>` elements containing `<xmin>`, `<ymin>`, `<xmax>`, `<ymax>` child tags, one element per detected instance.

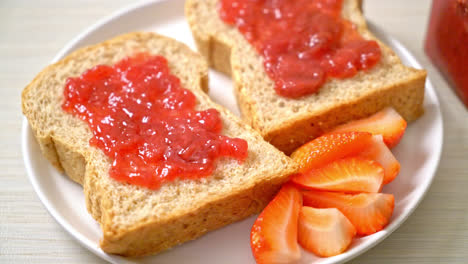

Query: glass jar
<box><xmin>425</xmin><ymin>0</ymin><xmax>468</xmax><ymax>108</ymax></box>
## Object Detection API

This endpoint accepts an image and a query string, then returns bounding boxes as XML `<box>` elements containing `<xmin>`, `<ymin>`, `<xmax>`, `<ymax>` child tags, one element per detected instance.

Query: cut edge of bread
<box><xmin>21</xmin><ymin>32</ymin><xmax>297</xmax><ymax>256</ymax></box>
<box><xmin>186</xmin><ymin>0</ymin><xmax>426</xmax><ymax>154</ymax></box>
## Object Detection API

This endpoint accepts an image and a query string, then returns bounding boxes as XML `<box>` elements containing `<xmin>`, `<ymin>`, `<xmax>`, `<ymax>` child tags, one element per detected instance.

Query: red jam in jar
<box><xmin>219</xmin><ymin>0</ymin><xmax>381</xmax><ymax>98</ymax></box>
<box><xmin>62</xmin><ymin>53</ymin><xmax>248</xmax><ymax>189</ymax></box>
<box><xmin>425</xmin><ymin>0</ymin><xmax>468</xmax><ymax>108</ymax></box>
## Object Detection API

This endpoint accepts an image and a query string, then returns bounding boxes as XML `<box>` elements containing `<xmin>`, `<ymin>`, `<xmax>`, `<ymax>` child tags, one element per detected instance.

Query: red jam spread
<box><xmin>62</xmin><ymin>53</ymin><xmax>248</xmax><ymax>189</ymax></box>
<box><xmin>219</xmin><ymin>0</ymin><xmax>381</xmax><ymax>98</ymax></box>
<box><xmin>425</xmin><ymin>0</ymin><xmax>468</xmax><ymax>108</ymax></box>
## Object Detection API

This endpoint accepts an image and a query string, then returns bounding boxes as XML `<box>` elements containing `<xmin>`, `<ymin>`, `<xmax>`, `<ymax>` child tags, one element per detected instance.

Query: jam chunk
<box><xmin>425</xmin><ymin>0</ymin><xmax>468</xmax><ymax>107</ymax></box>
<box><xmin>63</xmin><ymin>53</ymin><xmax>248</xmax><ymax>189</ymax></box>
<box><xmin>219</xmin><ymin>0</ymin><xmax>381</xmax><ymax>98</ymax></box>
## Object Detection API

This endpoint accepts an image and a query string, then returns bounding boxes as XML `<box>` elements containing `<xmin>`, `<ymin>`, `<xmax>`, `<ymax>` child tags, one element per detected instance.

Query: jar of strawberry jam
<box><xmin>425</xmin><ymin>0</ymin><xmax>468</xmax><ymax>108</ymax></box>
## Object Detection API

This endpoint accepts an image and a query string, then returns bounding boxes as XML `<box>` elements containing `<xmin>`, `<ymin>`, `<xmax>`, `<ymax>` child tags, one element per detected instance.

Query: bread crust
<box><xmin>22</xmin><ymin>32</ymin><xmax>297</xmax><ymax>256</ymax></box>
<box><xmin>100</xmin><ymin>173</ymin><xmax>285</xmax><ymax>256</ymax></box>
<box><xmin>264</xmin><ymin>72</ymin><xmax>425</xmax><ymax>154</ymax></box>
<box><xmin>186</xmin><ymin>0</ymin><xmax>426</xmax><ymax>154</ymax></box>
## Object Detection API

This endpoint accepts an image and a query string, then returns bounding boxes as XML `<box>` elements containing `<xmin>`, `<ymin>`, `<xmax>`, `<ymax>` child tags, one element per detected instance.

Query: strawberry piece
<box><xmin>251</xmin><ymin>184</ymin><xmax>302</xmax><ymax>264</ymax></box>
<box><xmin>291</xmin><ymin>157</ymin><xmax>384</xmax><ymax>193</ymax></box>
<box><xmin>298</xmin><ymin>207</ymin><xmax>356</xmax><ymax>257</ymax></box>
<box><xmin>330</xmin><ymin>107</ymin><xmax>407</xmax><ymax>148</ymax></box>
<box><xmin>291</xmin><ymin>132</ymin><xmax>373</xmax><ymax>173</ymax></box>
<box><xmin>359</xmin><ymin>135</ymin><xmax>400</xmax><ymax>184</ymax></box>
<box><xmin>303</xmin><ymin>190</ymin><xmax>395</xmax><ymax>235</ymax></box>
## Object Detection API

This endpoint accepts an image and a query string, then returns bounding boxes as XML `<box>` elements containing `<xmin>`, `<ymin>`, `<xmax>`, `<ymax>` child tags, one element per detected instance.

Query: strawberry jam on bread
<box><xmin>186</xmin><ymin>0</ymin><xmax>426</xmax><ymax>154</ymax></box>
<box><xmin>62</xmin><ymin>52</ymin><xmax>248</xmax><ymax>190</ymax></box>
<box><xmin>22</xmin><ymin>32</ymin><xmax>297</xmax><ymax>256</ymax></box>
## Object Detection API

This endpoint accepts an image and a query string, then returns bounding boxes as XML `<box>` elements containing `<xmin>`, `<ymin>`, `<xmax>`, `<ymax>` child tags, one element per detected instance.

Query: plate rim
<box><xmin>21</xmin><ymin>0</ymin><xmax>444</xmax><ymax>263</ymax></box>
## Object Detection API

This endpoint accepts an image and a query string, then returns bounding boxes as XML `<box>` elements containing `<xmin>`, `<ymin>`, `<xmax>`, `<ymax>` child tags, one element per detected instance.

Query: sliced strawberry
<box><xmin>359</xmin><ymin>135</ymin><xmax>400</xmax><ymax>184</ymax></box>
<box><xmin>298</xmin><ymin>207</ymin><xmax>356</xmax><ymax>257</ymax></box>
<box><xmin>291</xmin><ymin>157</ymin><xmax>384</xmax><ymax>193</ymax></box>
<box><xmin>330</xmin><ymin>107</ymin><xmax>407</xmax><ymax>148</ymax></box>
<box><xmin>251</xmin><ymin>184</ymin><xmax>302</xmax><ymax>264</ymax></box>
<box><xmin>303</xmin><ymin>190</ymin><xmax>395</xmax><ymax>235</ymax></box>
<box><xmin>291</xmin><ymin>132</ymin><xmax>373</xmax><ymax>173</ymax></box>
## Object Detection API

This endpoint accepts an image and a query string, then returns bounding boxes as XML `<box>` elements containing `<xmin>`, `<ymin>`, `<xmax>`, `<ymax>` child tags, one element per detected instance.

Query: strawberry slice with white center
<box><xmin>298</xmin><ymin>207</ymin><xmax>356</xmax><ymax>257</ymax></box>
<box><xmin>251</xmin><ymin>184</ymin><xmax>302</xmax><ymax>264</ymax></box>
<box><xmin>330</xmin><ymin>107</ymin><xmax>407</xmax><ymax>148</ymax></box>
<box><xmin>359</xmin><ymin>135</ymin><xmax>400</xmax><ymax>184</ymax></box>
<box><xmin>291</xmin><ymin>157</ymin><xmax>384</xmax><ymax>193</ymax></box>
<box><xmin>303</xmin><ymin>190</ymin><xmax>394</xmax><ymax>235</ymax></box>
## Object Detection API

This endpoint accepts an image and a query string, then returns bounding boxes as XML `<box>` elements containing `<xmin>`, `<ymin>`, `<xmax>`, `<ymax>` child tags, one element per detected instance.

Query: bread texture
<box><xmin>186</xmin><ymin>0</ymin><xmax>426</xmax><ymax>154</ymax></box>
<box><xmin>21</xmin><ymin>32</ymin><xmax>297</xmax><ymax>256</ymax></box>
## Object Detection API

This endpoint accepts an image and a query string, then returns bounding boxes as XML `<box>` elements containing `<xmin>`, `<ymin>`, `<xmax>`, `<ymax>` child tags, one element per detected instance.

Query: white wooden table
<box><xmin>1</xmin><ymin>0</ymin><xmax>467</xmax><ymax>263</ymax></box>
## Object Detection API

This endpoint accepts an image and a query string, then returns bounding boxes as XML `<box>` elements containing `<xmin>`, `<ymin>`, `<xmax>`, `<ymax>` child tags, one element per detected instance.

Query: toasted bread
<box><xmin>21</xmin><ymin>32</ymin><xmax>297</xmax><ymax>256</ymax></box>
<box><xmin>186</xmin><ymin>0</ymin><xmax>426</xmax><ymax>154</ymax></box>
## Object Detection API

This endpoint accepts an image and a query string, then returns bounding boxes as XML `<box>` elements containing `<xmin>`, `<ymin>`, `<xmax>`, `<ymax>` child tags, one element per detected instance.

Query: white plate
<box><xmin>21</xmin><ymin>0</ymin><xmax>443</xmax><ymax>263</ymax></box>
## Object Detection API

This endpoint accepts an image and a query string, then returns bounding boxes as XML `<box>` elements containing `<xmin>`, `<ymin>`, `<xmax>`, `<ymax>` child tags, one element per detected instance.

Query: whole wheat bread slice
<box><xmin>186</xmin><ymin>0</ymin><xmax>427</xmax><ymax>154</ymax></box>
<box><xmin>21</xmin><ymin>32</ymin><xmax>297</xmax><ymax>257</ymax></box>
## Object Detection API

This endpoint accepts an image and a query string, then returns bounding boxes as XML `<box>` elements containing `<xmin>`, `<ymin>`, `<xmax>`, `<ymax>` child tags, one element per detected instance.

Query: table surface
<box><xmin>1</xmin><ymin>0</ymin><xmax>468</xmax><ymax>263</ymax></box>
